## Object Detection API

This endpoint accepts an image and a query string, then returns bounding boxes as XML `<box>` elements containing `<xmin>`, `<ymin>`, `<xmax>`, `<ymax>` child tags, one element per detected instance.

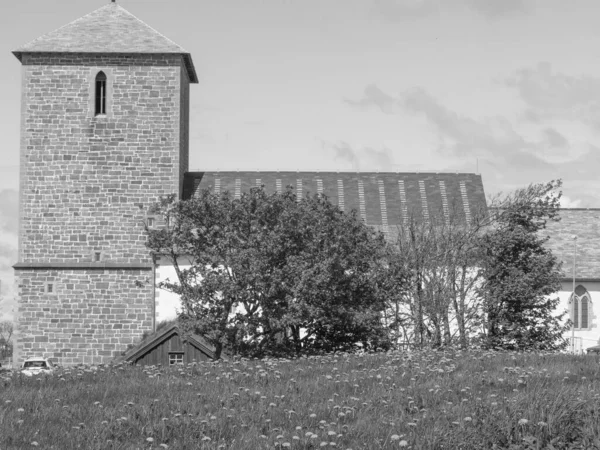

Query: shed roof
<box><xmin>13</xmin><ymin>2</ymin><xmax>198</xmax><ymax>83</ymax></box>
<box><xmin>183</xmin><ymin>171</ymin><xmax>487</xmax><ymax>228</ymax></box>
<box><xmin>123</xmin><ymin>324</ymin><xmax>218</xmax><ymax>363</ymax></box>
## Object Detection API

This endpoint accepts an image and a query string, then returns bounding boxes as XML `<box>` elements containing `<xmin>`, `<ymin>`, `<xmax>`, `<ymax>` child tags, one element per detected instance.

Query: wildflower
<box><xmin>518</xmin><ymin>419</ymin><xmax>529</xmax><ymax>426</ymax></box>
<box><xmin>537</xmin><ymin>421</ymin><xmax>547</xmax><ymax>427</ymax></box>
<box><xmin>399</xmin><ymin>441</ymin><xmax>408</xmax><ymax>447</ymax></box>
<box><xmin>464</xmin><ymin>417</ymin><xmax>472</xmax><ymax>422</ymax></box>
<box><xmin>31</xmin><ymin>442</ymin><xmax>39</xmax><ymax>447</ymax></box>
<box><xmin>159</xmin><ymin>444</ymin><xmax>169</xmax><ymax>449</ymax></box>
<box><xmin>390</xmin><ymin>435</ymin><xmax>400</xmax><ymax>441</ymax></box>
<box><xmin>17</xmin><ymin>408</ymin><xmax>24</xmax><ymax>413</ymax></box>
<box><xmin>146</xmin><ymin>438</ymin><xmax>154</xmax><ymax>443</ymax></box>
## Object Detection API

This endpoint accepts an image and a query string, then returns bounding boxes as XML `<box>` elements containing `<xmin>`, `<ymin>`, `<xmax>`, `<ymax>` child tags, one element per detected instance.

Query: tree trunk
<box><xmin>442</xmin><ymin>308</ymin><xmax>452</xmax><ymax>346</ymax></box>
<box><xmin>415</xmin><ymin>276</ymin><xmax>424</xmax><ymax>348</ymax></box>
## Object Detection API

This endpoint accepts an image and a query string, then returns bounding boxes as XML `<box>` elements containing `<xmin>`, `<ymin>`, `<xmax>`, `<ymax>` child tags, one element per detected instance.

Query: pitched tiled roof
<box><xmin>542</xmin><ymin>209</ymin><xmax>600</xmax><ymax>280</ymax></box>
<box><xmin>183</xmin><ymin>171</ymin><xmax>487</xmax><ymax>228</ymax></box>
<box><xmin>12</xmin><ymin>3</ymin><xmax>197</xmax><ymax>83</ymax></box>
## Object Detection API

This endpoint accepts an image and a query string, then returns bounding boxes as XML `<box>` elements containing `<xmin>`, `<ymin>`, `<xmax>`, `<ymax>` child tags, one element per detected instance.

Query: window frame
<box><xmin>168</xmin><ymin>352</ymin><xmax>184</xmax><ymax>366</ymax></box>
<box><xmin>570</xmin><ymin>285</ymin><xmax>593</xmax><ymax>331</ymax></box>
<box><xmin>45</xmin><ymin>283</ymin><xmax>56</xmax><ymax>295</ymax></box>
<box><xmin>89</xmin><ymin>69</ymin><xmax>113</xmax><ymax>118</ymax></box>
<box><xmin>95</xmin><ymin>71</ymin><xmax>107</xmax><ymax>116</ymax></box>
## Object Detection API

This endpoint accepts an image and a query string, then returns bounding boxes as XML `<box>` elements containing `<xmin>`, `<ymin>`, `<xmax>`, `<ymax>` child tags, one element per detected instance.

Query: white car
<box><xmin>21</xmin><ymin>357</ymin><xmax>56</xmax><ymax>376</ymax></box>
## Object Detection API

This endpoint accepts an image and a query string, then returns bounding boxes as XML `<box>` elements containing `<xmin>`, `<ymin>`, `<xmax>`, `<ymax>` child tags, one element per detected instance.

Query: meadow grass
<box><xmin>1</xmin><ymin>349</ymin><xmax>600</xmax><ymax>449</ymax></box>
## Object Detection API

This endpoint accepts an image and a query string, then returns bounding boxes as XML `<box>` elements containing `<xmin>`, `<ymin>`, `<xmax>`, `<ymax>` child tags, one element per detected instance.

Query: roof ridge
<box><xmin>186</xmin><ymin>170</ymin><xmax>483</xmax><ymax>177</ymax></box>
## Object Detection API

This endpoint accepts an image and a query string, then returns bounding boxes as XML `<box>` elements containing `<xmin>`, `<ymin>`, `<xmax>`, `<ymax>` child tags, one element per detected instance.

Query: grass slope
<box><xmin>1</xmin><ymin>349</ymin><xmax>600</xmax><ymax>449</ymax></box>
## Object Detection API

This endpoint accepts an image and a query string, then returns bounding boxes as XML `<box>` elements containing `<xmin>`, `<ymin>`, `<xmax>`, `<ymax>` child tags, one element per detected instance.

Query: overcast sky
<box><xmin>1</xmin><ymin>0</ymin><xmax>600</xmax><ymax>318</ymax></box>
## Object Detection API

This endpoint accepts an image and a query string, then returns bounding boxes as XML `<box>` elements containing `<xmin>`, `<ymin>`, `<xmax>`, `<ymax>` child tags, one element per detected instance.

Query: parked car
<box><xmin>21</xmin><ymin>357</ymin><xmax>56</xmax><ymax>376</ymax></box>
<box><xmin>586</xmin><ymin>345</ymin><xmax>600</xmax><ymax>355</ymax></box>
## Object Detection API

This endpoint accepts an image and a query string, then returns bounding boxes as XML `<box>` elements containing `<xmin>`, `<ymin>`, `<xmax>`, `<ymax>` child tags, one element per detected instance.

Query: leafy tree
<box><xmin>386</xmin><ymin>203</ymin><xmax>487</xmax><ymax>349</ymax></box>
<box><xmin>0</xmin><ymin>321</ymin><xmax>13</xmax><ymax>359</ymax></box>
<box><xmin>478</xmin><ymin>180</ymin><xmax>569</xmax><ymax>351</ymax></box>
<box><xmin>146</xmin><ymin>187</ymin><xmax>392</xmax><ymax>358</ymax></box>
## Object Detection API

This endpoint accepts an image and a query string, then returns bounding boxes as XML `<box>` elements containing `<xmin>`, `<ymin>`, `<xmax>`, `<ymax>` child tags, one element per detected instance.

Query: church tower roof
<box><xmin>12</xmin><ymin>2</ymin><xmax>198</xmax><ymax>83</ymax></box>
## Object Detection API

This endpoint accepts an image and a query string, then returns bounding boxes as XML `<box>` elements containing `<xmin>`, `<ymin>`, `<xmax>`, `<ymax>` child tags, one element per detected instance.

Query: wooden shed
<box><xmin>124</xmin><ymin>324</ymin><xmax>218</xmax><ymax>366</ymax></box>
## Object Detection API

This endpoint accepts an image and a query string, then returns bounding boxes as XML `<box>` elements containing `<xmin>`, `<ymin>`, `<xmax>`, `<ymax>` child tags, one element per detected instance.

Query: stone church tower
<box><xmin>12</xmin><ymin>2</ymin><xmax>197</xmax><ymax>365</ymax></box>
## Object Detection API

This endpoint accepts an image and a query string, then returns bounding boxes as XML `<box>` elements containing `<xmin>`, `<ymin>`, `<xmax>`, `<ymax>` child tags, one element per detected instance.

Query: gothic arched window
<box><xmin>570</xmin><ymin>285</ymin><xmax>592</xmax><ymax>330</ymax></box>
<box><xmin>95</xmin><ymin>71</ymin><xmax>107</xmax><ymax>116</ymax></box>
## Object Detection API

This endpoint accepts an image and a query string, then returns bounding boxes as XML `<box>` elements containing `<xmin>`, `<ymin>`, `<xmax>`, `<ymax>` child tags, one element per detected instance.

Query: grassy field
<box><xmin>1</xmin><ymin>349</ymin><xmax>600</xmax><ymax>450</ymax></box>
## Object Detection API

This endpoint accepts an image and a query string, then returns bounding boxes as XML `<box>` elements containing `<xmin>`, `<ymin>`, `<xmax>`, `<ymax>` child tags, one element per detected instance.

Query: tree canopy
<box><xmin>146</xmin><ymin>187</ymin><xmax>393</xmax><ymax>358</ymax></box>
<box><xmin>146</xmin><ymin>179</ymin><xmax>570</xmax><ymax>356</ymax></box>
<box><xmin>478</xmin><ymin>180</ymin><xmax>569</xmax><ymax>351</ymax></box>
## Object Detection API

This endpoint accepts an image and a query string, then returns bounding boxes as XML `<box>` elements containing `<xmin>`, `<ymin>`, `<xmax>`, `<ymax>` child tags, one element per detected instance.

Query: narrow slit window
<box><xmin>581</xmin><ymin>296</ymin><xmax>589</xmax><ymax>328</ymax></box>
<box><xmin>47</xmin><ymin>283</ymin><xmax>54</xmax><ymax>294</ymax></box>
<box><xmin>95</xmin><ymin>71</ymin><xmax>107</xmax><ymax>116</ymax></box>
<box><xmin>94</xmin><ymin>252</ymin><xmax>102</xmax><ymax>262</ymax></box>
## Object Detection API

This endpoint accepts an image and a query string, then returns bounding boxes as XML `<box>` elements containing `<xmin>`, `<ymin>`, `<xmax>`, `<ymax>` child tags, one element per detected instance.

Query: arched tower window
<box><xmin>570</xmin><ymin>285</ymin><xmax>592</xmax><ymax>330</ymax></box>
<box><xmin>95</xmin><ymin>71</ymin><xmax>107</xmax><ymax>116</ymax></box>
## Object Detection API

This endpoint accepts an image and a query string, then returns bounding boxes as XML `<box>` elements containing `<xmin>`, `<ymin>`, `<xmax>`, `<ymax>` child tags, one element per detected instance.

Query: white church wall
<box><xmin>155</xmin><ymin>257</ymin><xmax>600</xmax><ymax>353</ymax></box>
<box><xmin>155</xmin><ymin>256</ymin><xmax>191</xmax><ymax>323</ymax></box>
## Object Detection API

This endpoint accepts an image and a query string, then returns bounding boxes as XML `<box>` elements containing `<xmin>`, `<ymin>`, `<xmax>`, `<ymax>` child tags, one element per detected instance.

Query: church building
<box><xmin>11</xmin><ymin>2</ymin><xmax>599</xmax><ymax>365</ymax></box>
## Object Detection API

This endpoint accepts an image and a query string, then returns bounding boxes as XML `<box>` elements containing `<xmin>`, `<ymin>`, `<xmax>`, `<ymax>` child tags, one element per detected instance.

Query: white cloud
<box><xmin>507</xmin><ymin>62</ymin><xmax>600</xmax><ymax>130</ymax></box>
<box><xmin>329</xmin><ymin>140</ymin><xmax>396</xmax><ymax>171</ymax></box>
<box><xmin>345</xmin><ymin>83</ymin><xmax>600</xmax><ymax>206</ymax></box>
<box><xmin>560</xmin><ymin>195</ymin><xmax>583</xmax><ymax>208</ymax></box>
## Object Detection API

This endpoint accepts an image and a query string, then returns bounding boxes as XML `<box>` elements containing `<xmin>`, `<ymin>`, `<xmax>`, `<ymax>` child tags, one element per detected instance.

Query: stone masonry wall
<box><xmin>18</xmin><ymin>53</ymin><xmax>186</xmax><ymax>264</ymax></box>
<box><xmin>179</xmin><ymin>65</ymin><xmax>190</xmax><ymax>197</ymax></box>
<box><xmin>16</xmin><ymin>269</ymin><xmax>153</xmax><ymax>365</ymax></box>
<box><xmin>15</xmin><ymin>53</ymin><xmax>189</xmax><ymax>365</ymax></box>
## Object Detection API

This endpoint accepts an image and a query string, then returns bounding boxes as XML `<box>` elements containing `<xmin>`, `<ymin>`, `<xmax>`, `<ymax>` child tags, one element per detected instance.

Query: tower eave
<box><xmin>12</xmin><ymin>50</ymin><xmax>198</xmax><ymax>83</ymax></box>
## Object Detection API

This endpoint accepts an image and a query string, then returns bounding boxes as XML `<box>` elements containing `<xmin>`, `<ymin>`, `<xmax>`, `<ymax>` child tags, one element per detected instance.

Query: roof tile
<box><xmin>183</xmin><ymin>171</ymin><xmax>487</xmax><ymax>227</ymax></box>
